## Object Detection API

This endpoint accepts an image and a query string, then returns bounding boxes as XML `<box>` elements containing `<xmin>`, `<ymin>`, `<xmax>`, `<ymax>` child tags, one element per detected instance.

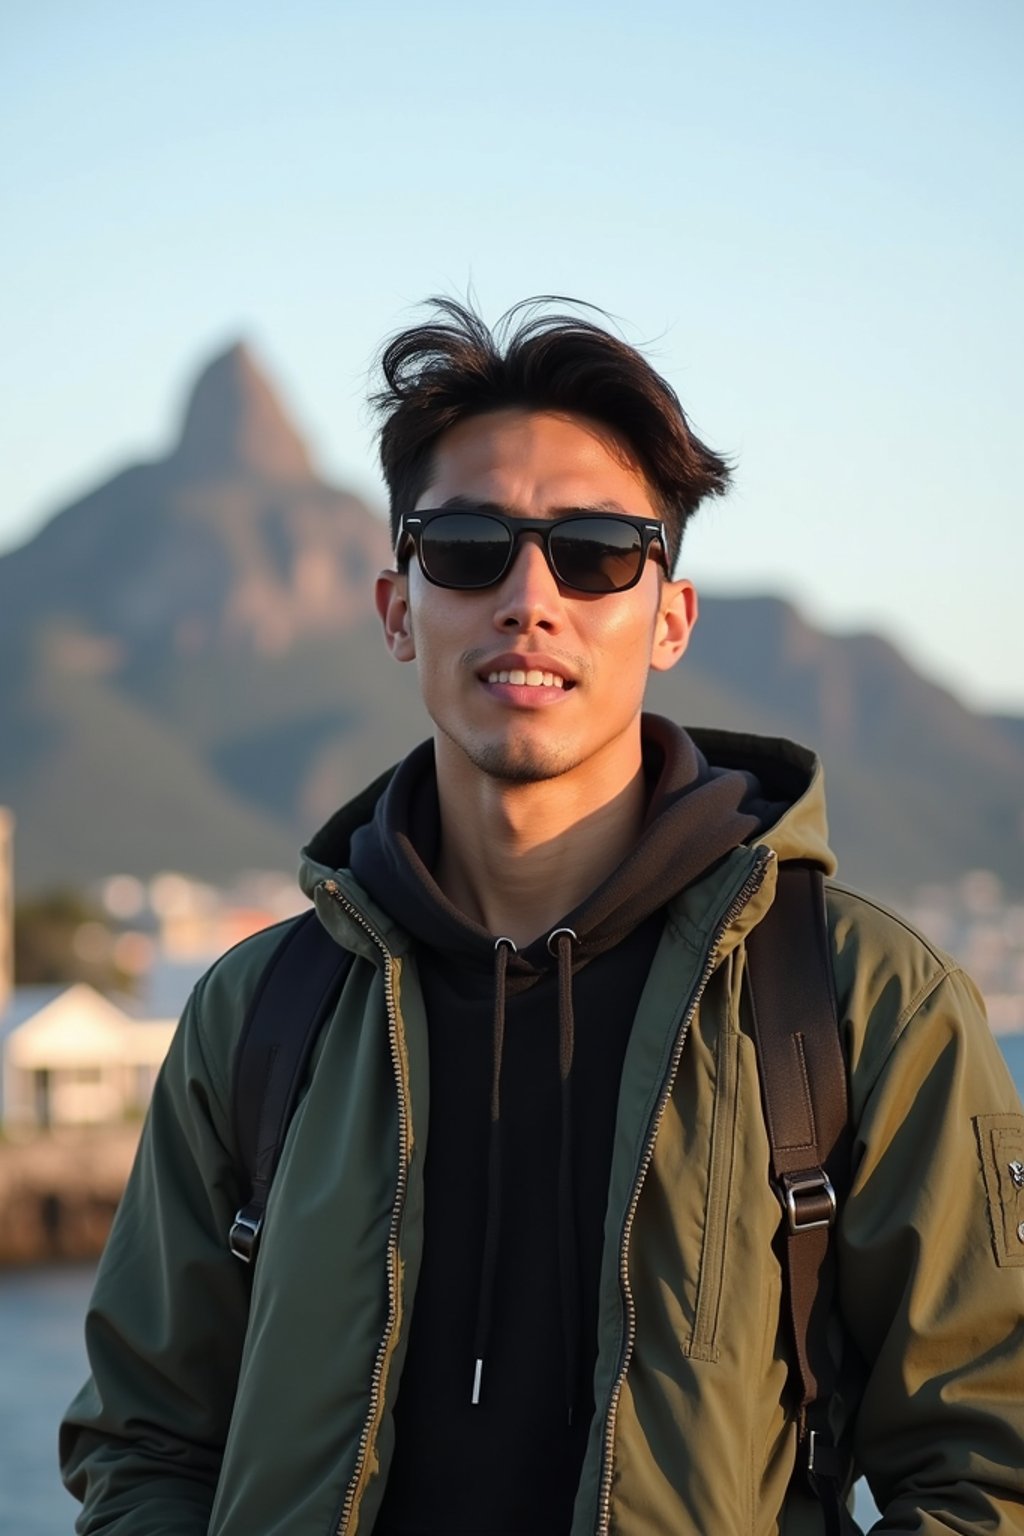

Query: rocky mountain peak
<box><xmin>173</xmin><ymin>341</ymin><xmax>314</xmax><ymax>481</ymax></box>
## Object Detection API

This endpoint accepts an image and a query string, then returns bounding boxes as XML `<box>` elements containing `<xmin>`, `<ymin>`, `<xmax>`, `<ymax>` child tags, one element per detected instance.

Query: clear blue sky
<box><xmin>3</xmin><ymin>0</ymin><xmax>1022</xmax><ymax>710</ymax></box>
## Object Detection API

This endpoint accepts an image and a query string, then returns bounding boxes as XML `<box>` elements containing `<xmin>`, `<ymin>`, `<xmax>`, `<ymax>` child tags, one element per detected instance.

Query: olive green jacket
<box><xmin>61</xmin><ymin>733</ymin><xmax>1024</xmax><ymax>1534</ymax></box>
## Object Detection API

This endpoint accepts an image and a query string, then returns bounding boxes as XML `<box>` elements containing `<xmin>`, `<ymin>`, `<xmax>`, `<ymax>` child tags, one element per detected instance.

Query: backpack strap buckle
<box><xmin>780</xmin><ymin>1168</ymin><xmax>837</xmax><ymax>1233</ymax></box>
<box><xmin>229</xmin><ymin>1204</ymin><xmax>263</xmax><ymax>1263</ymax></box>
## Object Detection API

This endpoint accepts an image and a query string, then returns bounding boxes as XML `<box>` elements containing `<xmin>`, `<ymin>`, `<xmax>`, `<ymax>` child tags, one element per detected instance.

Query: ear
<box><xmin>649</xmin><ymin>577</ymin><xmax>698</xmax><ymax>673</ymax></box>
<box><xmin>375</xmin><ymin>568</ymin><xmax>416</xmax><ymax>662</ymax></box>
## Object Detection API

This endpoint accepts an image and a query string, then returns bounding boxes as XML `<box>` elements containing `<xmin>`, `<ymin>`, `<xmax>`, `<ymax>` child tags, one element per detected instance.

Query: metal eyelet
<box><xmin>546</xmin><ymin>926</ymin><xmax>578</xmax><ymax>956</ymax></box>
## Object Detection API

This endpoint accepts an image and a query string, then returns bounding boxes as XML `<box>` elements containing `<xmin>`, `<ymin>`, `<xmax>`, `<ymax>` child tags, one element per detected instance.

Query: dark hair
<box><xmin>371</xmin><ymin>296</ymin><xmax>731</xmax><ymax>568</ymax></box>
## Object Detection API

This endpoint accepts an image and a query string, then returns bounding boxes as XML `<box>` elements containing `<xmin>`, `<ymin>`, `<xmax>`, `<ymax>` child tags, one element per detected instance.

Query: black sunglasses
<box><xmin>398</xmin><ymin>508</ymin><xmax>667</xmax><ymax>594</ymax></box>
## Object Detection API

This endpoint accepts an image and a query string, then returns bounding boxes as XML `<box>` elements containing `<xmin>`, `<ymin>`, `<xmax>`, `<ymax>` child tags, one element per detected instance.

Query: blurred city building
<box><xmin>0</xmin><ymin>830</ymin><xmax>306</xmax><ymax>1131</ymax></box>
<box><xmin>907</xmin><ymin>871</ymin><xmax>1024</xmax><ymax>1034</ymax></box>
<box><xmin>0</xmin><ymin>984</ymin><xmax>175</xmax><ymax>1132</ymax></box>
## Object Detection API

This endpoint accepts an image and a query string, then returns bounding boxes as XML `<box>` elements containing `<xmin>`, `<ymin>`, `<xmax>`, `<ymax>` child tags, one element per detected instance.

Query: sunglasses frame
<box><xmin>397</xmin><ymin>508</ymin><xmax>667</xmax><ymax>594</ymax></box>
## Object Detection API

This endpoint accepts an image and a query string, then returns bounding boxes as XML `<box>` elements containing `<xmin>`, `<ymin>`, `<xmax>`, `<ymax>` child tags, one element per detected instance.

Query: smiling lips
<box><xmin>477</xmin><ymin>652</ymin><xmax>577</xmax><ymax>701</ymax></box>
<box><xmin>485</xmin><ymin>668</ymin><xmax>567</xmax><ymax>689</ymax></box>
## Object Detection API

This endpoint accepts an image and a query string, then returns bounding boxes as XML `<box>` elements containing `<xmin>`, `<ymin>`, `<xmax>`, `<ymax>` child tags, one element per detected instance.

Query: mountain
<box><xmin>649</xmin><ymin>601</ymin><xmax>1024</xmax><ymax>894</ymax></box>
<box><xmin>1</xmin><ymin>343</ymin><xmax>1022</xmax><ymax>900</ymax></box>
<box><xmin>0</xmin><ymin>343</ymin><xmax>388</xmax><ymax>664</ymax></box>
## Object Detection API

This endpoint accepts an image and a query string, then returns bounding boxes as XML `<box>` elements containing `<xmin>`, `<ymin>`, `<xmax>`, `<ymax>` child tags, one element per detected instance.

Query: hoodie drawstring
<box><xmin>549</xmin><ymin>926</ymin><xmax>580</xmax><ymax>1424</ymax></box>
<box><xmin>472</xmin><ymin>935</ymin><xmax>516</xmax><ymax>1405</ymax></box>
<box><xmin>471</xmin><ymin>928</ymin><xmax>581</xmax><ymax>1426</ymax></box>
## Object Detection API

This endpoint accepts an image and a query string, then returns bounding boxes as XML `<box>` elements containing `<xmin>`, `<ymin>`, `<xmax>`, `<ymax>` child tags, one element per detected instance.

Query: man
<box><xmin>62</xmin><ymin>299</ymin><xmax>1024</xmax><ymax>1534</ymax></box>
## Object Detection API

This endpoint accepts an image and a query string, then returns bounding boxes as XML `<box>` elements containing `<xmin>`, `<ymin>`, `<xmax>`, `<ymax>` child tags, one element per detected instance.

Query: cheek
<box><xmin>407</xmin><ymin>588</ymin><xmax>475</xmax><ymax>670</ymax></box>
<box><xmin>586</xmin><ymin>594</ymin><xmax>659</xmax><ymax>656</ymax></box>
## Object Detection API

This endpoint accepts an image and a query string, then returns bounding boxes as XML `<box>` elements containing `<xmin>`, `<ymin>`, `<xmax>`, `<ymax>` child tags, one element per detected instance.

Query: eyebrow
<box><xmin>432</xmin><ymin>496</ymin><xmax>637</xmax><ymax>517</ymax></box>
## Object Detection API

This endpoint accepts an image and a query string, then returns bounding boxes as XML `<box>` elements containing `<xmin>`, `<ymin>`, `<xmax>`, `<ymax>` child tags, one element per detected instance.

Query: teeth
<box><xmin>486</xmin><ymin>669</ymin><xmax>566</xmax><ymax>688</ymax></box>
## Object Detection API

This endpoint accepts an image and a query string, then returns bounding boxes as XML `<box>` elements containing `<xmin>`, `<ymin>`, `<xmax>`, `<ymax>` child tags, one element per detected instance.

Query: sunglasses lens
<box><xmin>418</xmin><ymin>514</ymin><xmax>511</xmax><ymax>588</ymax></box>
<box><xmin>549</xmin><ymin>518</ymin><xmax>644</xmax><ymax>592</ymax></box>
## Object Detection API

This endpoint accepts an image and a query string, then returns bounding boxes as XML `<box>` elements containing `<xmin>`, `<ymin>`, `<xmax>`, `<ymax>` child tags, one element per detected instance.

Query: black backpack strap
<box><xmin>228</xmin><ymin>909</ymin><xmax>354</xmax><ymax>1264</ymax></box>
<box><xmin>744</xmin><ymin>861</ymin><xmax>852</xmax><ymax>1529</ymax></box>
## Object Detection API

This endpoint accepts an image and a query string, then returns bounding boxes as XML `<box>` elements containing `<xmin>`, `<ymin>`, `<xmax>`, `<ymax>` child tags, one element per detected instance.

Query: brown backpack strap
<box><xmin>744</xmin><ymin>861</ymin><xmax>852</xmax><ymax>1524</ymax></box>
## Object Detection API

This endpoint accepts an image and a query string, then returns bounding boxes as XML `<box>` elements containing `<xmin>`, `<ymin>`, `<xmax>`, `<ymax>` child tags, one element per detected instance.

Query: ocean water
<box><xmin>0</xmin><ymin>1264</ymin><xmax>93</xmax><ymax>1535</ymax></box>
<box><xmin>4</xmin><ymin>1040</ymin><xmax>1023</xmax><ymax>1534</ymax></box>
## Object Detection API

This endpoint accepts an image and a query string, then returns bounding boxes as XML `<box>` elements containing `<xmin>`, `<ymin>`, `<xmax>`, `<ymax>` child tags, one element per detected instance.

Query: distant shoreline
<box><xmin>0</xmin><ymin>1125</ymin><xmax>140</xmax><ymax>1268</ymax></box>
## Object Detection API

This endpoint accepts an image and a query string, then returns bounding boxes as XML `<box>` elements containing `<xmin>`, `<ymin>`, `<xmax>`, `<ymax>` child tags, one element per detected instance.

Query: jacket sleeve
<box><xmin>839</xmin><ymin>962</ymin><xmax>1024</xmax><ymax>1532</ymax></box>
<box><xmin>59</xmin><ymin>967</ymin><xmax>252</xmax><ymax>1534</ymax></box>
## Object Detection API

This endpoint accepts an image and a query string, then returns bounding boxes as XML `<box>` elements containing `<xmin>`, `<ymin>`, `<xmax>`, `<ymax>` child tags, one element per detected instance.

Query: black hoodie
<box><xmin>348</xmin><ymin>716</ymin><xmax>781</xmax><ymax>1536</ymax></box>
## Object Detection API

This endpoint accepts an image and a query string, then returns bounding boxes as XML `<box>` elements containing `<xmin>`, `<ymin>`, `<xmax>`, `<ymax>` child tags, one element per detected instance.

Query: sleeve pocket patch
<box><xmin>974</xmin><ymin>1114</ymin><xmax>1024</xmax><ymax>1268</ymax></box>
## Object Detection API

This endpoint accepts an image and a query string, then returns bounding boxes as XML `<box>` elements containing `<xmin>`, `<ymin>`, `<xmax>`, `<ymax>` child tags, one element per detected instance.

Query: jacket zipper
<box><xmin>593</xmin><ymin>848</ymin><xmax>772</xmax><ymax>1536</ymax></box>
<box><xmin>319</xmin><ymin>878</ymin><xmax>411</xmax><ymax>1536</ymax></box>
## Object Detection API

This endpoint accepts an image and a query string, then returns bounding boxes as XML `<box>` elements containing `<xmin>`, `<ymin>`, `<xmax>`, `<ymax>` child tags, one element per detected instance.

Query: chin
<box><xmin>450</xmin><ymin>728</ymin><xmax>579</xmax><ymax>785</ymax></box>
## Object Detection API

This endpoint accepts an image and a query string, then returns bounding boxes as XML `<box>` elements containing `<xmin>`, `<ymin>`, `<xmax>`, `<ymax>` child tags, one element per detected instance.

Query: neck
<box><xmin>432</xmin><ymin>744</ymin><xmax>648</xmax><ymax>949</ymax></box>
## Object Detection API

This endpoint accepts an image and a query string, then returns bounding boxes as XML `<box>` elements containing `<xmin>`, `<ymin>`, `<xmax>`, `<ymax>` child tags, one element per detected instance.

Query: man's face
<box><xmin>375</xmin><ymin>409</ymin><xmax>696</xmax><ymax>793</ymax></box>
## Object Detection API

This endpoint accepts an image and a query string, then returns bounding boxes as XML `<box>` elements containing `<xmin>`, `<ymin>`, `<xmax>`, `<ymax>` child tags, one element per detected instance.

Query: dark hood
<box><xmin>302</xmin><ymin>715</ymin><xmax>804</xmax><ymax>980</ymax></box>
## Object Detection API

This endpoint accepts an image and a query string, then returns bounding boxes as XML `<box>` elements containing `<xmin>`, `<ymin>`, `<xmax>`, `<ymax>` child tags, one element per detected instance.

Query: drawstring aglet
<box><xmin>471</xmin><ymin>1357</ymin><xmax>484</xmax><ymax>1405</ymax></box>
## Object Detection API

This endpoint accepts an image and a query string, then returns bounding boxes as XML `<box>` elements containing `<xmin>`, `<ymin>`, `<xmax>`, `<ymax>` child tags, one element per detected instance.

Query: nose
<box><xmin>491</xmin><ymin>532</ymin><xmax>564</xmax><ymax>632</ymax></box>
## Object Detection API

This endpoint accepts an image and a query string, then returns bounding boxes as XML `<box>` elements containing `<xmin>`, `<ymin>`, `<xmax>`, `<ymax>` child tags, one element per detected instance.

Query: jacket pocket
<box><xmin>687</xmin><ymin>1024</ymin><xmax>742</xmax><ymax>1361</ymax></box>
<box><xmin>974</xmin><ymin>1113</ymin><xmax>1024</xmax><ymax>1267</ymax></box>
